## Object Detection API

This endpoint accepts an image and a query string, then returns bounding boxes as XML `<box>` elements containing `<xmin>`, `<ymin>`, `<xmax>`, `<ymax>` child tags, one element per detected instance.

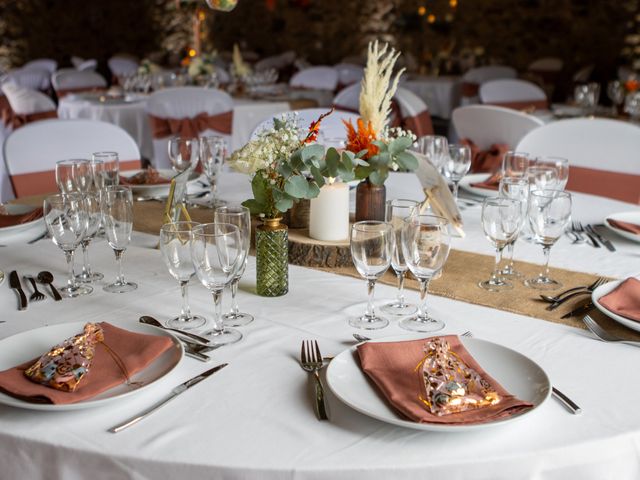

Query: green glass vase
<box><xmin>256</xmin><ymin>217</ymin><xmax>288</xmax><ymax>297</ymax></box>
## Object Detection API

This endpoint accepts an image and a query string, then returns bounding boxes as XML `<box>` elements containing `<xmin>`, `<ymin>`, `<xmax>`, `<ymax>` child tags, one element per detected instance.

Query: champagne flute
<box><xmin>349</xmin><ymin>221</ymin><xmax>394</xmax><ymax>330</ymax></box>
<box><xmin>214</xmin><ymin>205</ymin><xmax>253</xmax><ymax>326</ymax></box>
<box><xmin>478</xmin><ymin>197</ymin><xmax>523</xmax><ymax>291</ymax></box>
<box><xmin>91</xmin><ymin>151</ymin><xmax>120</xmax><ymax>189</ymax></box>
<box><xmin>415</xmin><ymin>135</ymin><xmax>449</xmax><ymax>170</ymax></box>
<box><xmin>497</xmin><ymin>177</ymin><xmax>529</xmax><ymax>277</ymax></box>
<box><xmin>443</xmin><ymin>144</ymin><xmax>472</xmax><ymax>202</ymax></box>
<box><xmin>200</xmin><ymin>136</ymin><xmax>227</xmax><ymax>208</ymax></box>
<box><xmin>102</xmin><ymin>186</ymin><xmax>137</xmax><ymax>293</ymax></box>
<box><xmin>190</xmin><ymin>223</ymin><xmax>243</xmax><ymax>346</ymax></box>
<box><xmin>160</xmin><ymin>222</ymin><xmax>207</xmax><ymax>329</ymax></box>
<box><xmin>74</xmin><ymin>191</ymin><xmax>104</xmax><ymax>283</ymax></box>
<box><xmin>525</xmin><ymin>190</ymin><xmax>572</xmax><ymax>290</ymax></box>
<box><xmin>43</xmin><ymin>193</ymin><xmax>92</xmax><ymax>297</ymax></box>
<box><xmin>168</xmin><ymin>137</ymin><xmax>199</xmax><ymax>172</ymax></box>
<box><xmin>380</xmin><ymin>199</ymin><xmax>419</xmax><ymax>317</ymax></box>
<box><xmin>55</xmin><ymin>159</ymin><xmax>93</xmax><ymax>194</ymax></box>
<box><xmin>400</xmin><ymin>214</ymin><xmax>451</xmax><ymax>332</ymax></box>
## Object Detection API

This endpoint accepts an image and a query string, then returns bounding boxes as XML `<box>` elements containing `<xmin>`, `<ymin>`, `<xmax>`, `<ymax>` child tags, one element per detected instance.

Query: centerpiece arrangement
<box><xmin>187</xmin><ymin>52</ymin><xmax>218</xmax><ymax>86</ymax></box>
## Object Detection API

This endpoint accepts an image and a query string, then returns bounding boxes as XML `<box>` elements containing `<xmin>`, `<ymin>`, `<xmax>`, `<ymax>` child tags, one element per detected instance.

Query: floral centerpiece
<box><xmin>187</xmin><ymin>52</ymin><xmax>218</xmax><ymax>84</ymax></box>
<box><xmin>138</xmin><ymin>59</ymin><xmax>161</xmax><ymax>75</ymax></box>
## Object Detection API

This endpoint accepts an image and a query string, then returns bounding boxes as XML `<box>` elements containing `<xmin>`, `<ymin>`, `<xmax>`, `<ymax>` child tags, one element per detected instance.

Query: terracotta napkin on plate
<box><xmin>598</xmin><ymin>278</ymin><xmax>640</xmax><ymax>322</ymax></box>
<box><xmin>357</xmin><ymin>335</ymin><xmax>533</xmax><ymax>425</ymax></box>
<box><xmin>470</xmin><ymin>171</ymin><xmax>502</xmax><ymax>191</ymax></box>
<box><xmin>607</xmin><ymin>219</ymin><xmax>640</xmax><ymax>235</ymax></box>
<box><xmin>0</xmin><ymin>207</ymin><xmax>43</xmax><ymax>228</ymax></box>
<box><xmin>0</xmin><ymin>322</ymin><xmax>174</xmax><ymax>404</ymax></box>
<box><xmin>119</xmin><ymin>169</ymin><xmax>171</xmax><ymax>186</ymax></box>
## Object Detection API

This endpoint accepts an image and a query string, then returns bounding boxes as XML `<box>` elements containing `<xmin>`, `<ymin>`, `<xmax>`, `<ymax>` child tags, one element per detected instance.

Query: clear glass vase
<box><xmin>256</xmin><ymin>217</ymin><xmax>288</xmax><ymax>297</ymax></box>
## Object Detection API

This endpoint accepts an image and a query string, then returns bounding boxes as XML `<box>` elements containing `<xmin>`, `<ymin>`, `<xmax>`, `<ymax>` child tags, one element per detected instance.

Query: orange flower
<box><xmin>626</xmin><ymin>79</ymin><xmax>639</xmax><ymax>92</ymax></box>
<box><xmin>304</xmin><ymin>108</ymin><xmax>334</xmax><ymax>144</ymax></box>
<box><xmin>343</xmin><ymin>118</ymin><xmax>379</xmax><ymax>158</ymax></box>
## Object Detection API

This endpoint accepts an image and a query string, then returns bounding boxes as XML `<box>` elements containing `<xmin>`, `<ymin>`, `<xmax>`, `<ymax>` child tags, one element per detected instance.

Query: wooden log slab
<box><xmin>288</xmin><ymin>228</ymin><xmax>352</xmax><ymax>268</ymax></box>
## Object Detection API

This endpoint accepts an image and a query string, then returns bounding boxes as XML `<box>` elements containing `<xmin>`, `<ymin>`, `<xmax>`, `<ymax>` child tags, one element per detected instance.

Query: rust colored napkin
<box><xmin>470</xmin><ymin>171</ymin><xmax>502</xmax><ymax>191</ymax></box>
<box><xmin>0</xmin><ymin>323</ymin><xmax>175</xmax><ymax>404</ymax></box>
<box><xmin>119</xmin><ymin>169</ymin><xmax>171</xmax><ymax>185</ymax></box>
<box><xmin>607</xmin><ymin>219</ymin><xmax>640</xmax><ymax>235</ymax></box>
<box><xmin>357</xmin><ymin>335</ymin><xmax>533</xmax><ymax>425</ymax></box>
<box><xmin>598</xmin><ymin>278</ymin><xmax>640</xmax><ymax>322</ymax></box>
<box><xmin>0</xmin><ymin>207</ymin><xmax>43</xmax><ymax>228</ymax></box>
<box><xmin>461</xmin><ymin>139</ymin><xmax>509</xmax><ymax>174</ymax></box>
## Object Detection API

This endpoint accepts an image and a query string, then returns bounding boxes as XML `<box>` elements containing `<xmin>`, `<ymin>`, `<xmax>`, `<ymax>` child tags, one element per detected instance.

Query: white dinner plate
<box><xmin>592</xmin><ymin>279</ymin><xmax>640</xmax><ymax>333</ymax></box>
<box><xmin>458</xmin><ymin>173</ymin><xmax>498</xmax><ymax>198</ymax></box>
<box><xmin>0</xmin><ymin>204</ymin><xmax>47</xmax><ymax>245</ymax></box>
<box><xmin>0</xmin><ymin>321</ymin><xmax>183</xmax><ymax>411</ymax></box>
<box><xmin>604</xmin><ymin>211</ymin><xmax>640</xmax><ymax>243</ymax></box>
<box><xmin>122</xmin><ymin>169</ymin><xmax>202</xmax><ymax>198</ymax></box>
<box><xmin>550</xmin><ymin>104</ymin><xmax>584</xmax><ymax>117</ymax></box>
<box><xmin>327</xmin><ymin>335</ymin><xmax>550</xmax><ymax>432</ymax></box>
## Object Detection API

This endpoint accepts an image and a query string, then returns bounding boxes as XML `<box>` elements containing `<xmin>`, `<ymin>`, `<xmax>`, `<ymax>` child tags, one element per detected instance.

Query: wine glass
<box><xmin>160</xmin><ymin>222</ymin><xmax>207</xmax><ymax>329</ymax></box>
<box><xmin>43</xmin><ymin>193</ymin><xmax>92</xmax><ymax>297</ymax></box>
<box><xmin>607</xmin><ymin>80</ymin><xmax>626</xmax><ymax>113</ymax></box>
<box><xmin>190</xmin><ymin>223</ymin><xmax>243</xmax><ymax>346</ymax></box>
<box><xmin>380</xmin><ymin>199</ymin><xmax>419</xmax><ymax>317</ymax></box>
<box><xmin>528</xmin><ymin>165</ymin><xmax>559</xmax><ymax>192</ymax></box>
<box><xmin>349</xmin><ymin>221</ymin><xmax>394</xmax><ymax>330</ymax></box>
<box><xmin>55</xmin><ymin>159</ymin><xmax>94</xmax><ymax>194</ymax></box>
<box><xmin>201</xmin><ymin>136</ymin><xmax>227</xmax><ymax>208</ymax></box>
<box><xmin>214</xmin><ymin>205</ymin><xmax>253</xmax><ymax>327</ymax></box>
<box><xmin>168</xmin><ymin>137</ymin><xmax>199</xmax><ymax>172</ymax></box>
<box><xmin>574</xmin><ymin>83</ymin><xmax>600</xmax><ymax>115</ymax></box>
<box><xmin>536</xmin><ymin>156</ymin><xmax>569</xmax><ymax>190</ymax></box>
<box><xmin>91</xmin><ymin>151</ymin><xmax>120</xmax><ymax>189</ymax></box>
<box><xmin>443</xmin><ymin>144</ymin><xmax>472</xmax><ymax>202</ymax></box>
<box><xmin>74</xmin><ymin>191</ymin><xmax>104</xmax><ymax>283</ymax></box>
<box><xmin>102</xmin><ymin>186</ymin><xmax>137</xmax><ymax>293</ymax></box>
<box><xmin>501</xmin><ymin>151</ymin><xmax>532</xmax><ymax>178</ymax></box>
<box><xmin>478</xmin><ymin>197</ymin><xmax>523</xmax><ymax>291</ymax></box>
<box><xmin>400</xmin><ymin>214</ymin><xmax>451</xmax><ymax>332</ymax></box>
<box><xmin>415</xmin><ymin>135</ymin><xmax>449</xmax><ymax>170</ymax></box>
<box><xmin>525</xmin><ymin>190</ymin><xmax>572</xmax><ymax>290</ymax></box>
<box><xmin>497</xmin><ymin>176</ymin><xmax>529</xmax><ymax>277</ymax></box>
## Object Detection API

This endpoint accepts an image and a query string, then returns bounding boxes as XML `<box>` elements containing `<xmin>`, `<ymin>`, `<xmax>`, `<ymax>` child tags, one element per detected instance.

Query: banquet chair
<box><xmin>255</xmin><ymin>51</ymin><xmax>296</xmax><ymax>72</ymax></box>
<box><xmin>77</xmin><ymin>59</ymin><xmax>98</xmax><ymax>72</ymax></box>
<box><xmin>290</xmin><ymin>66</ymin><xmax>338</xmax><ymax>91</ymax></box>
<box><xmin>1</xmin><ymin>68</ymin><xmax>51</xmax><ymax>91</ymax></box>
<box><xmin>146</xmin><ymin>87</ymin><xmax>233</xmax><ymax>169</ymax></box>
<box><xmin>4</xmin><ymin>119</ymin><xmax>140</xmax><ymax>198</ymax></box>
<box><xmin>22</xmin><ymin>58</ymin><xmax>58</xmax><ymax>74</ymax></box>
<box><xmin>460</xmin><ymin>65</ymin><xmax>517</xmax><ymax>106</ymax></box>
<box><xmin>334</xmin><ymin>63</ymin><xmax>364</xmax><ymax>90</ymax></box>
<box><xmin>52</xmin><ymin>70</ymin><xmax>107</xmax><ymax>98</ymax></box>
<box><xmin>527</xmin><ymin>57</ymin><xmax>563</xmax><ymax>82</ymax></box>
<box><xmin>479</xmin><ymin>79</ymin><xmax>548</xmax><ymax>110</ymax></box>
<box><xmin>108</xmin><ymin>55</ymin><xmax>139</xmax><ymax>81</ymax></box>
<box><xmin>516</xmin><ymin>118</ymin><xmax>640</xmax><ymax>204</ymax></box>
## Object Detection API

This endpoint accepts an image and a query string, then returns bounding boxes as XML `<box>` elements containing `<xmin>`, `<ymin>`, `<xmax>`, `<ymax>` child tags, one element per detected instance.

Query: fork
<box><xmin>583</xmin><ymin>315</ymin><xmax>640</xmax><ymax>348</ymax></box>
<box><xmin>540</xmin><ymin>277</ymin><xmax>607</xmax><ymax>304</ymax></box>
<box><xmin>23</xmin><ymin>275</ymin><xmax>46</xmax><ymax>302</ymax></box>
<box><xmin>575</xmin><ymin>221</ymin><xmax>599</xmax><ymax>248</ymax></box>
<box><xmin>544</xmin><ymin>277</ymin><xmax>607</xmax><ymax>311</ymax></box>
<box><xmin>300</xmin><ymin>340</ymin><xmax>329</xmax><ymax>421</ymax></box>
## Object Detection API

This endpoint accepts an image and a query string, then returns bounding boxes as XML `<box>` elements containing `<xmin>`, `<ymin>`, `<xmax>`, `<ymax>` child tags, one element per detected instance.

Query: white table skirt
<box><xmin>401</xmin><ymin>75</ymin><xmax>462</xmax><ymax>120</ymax></box>
<box><xmin>1</xmin><ymin>173</ymin><xmax>639</xmax><ymax>479</ymax></box>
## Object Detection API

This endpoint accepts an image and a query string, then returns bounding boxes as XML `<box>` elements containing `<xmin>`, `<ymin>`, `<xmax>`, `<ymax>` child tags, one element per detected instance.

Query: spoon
<box><xmin>139</xmin><ymin>316</ymin><xmax>211</xmax><ymax>345</ymax></box>
<box><xmin>37</xmin><ymin>271</ymin><xmax>62</xmax><ymax>301</ymax></box>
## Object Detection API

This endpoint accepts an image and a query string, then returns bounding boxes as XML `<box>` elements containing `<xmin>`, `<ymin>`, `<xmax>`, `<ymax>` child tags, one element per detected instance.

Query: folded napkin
<box><xmin>607</xmin><ymin>219</ymin><xmax>640</xmax><ymax>235</ymax></box>
<box><xmin>460</xmin><ymin>139</ymin><xmax>509</xmax><ymax>173</ymax></box>
<box><xmin>119</xmin><ymin>169</ymin><xmax>171</xmax><ymax>186</ymax></box>
<box><xmin>357</xmin><ymin>335</ymin><xmax>533</xmax><ymax>425</ymax></box>
<box><xmin>0</xmin><ymin>207</ymin><xmax>43</xmax><ymax>228</ymax></box>
<box><xmin>598</xmin><ymin>278</ymin><xmax>640</xmax><ymax>322</ymax></box>
<box><xmin>470</xmin><ymin>171</ymin><xmax>502</xmax><ymax>191</ymax></box>
<box><xmin>0</xmin><ymin>323</ymin><xmax>174</xmax><ymax>404</ymax></box>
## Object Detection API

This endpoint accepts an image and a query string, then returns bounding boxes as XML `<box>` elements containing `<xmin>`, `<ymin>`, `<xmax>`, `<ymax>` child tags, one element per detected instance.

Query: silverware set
<box><xmin>8</xmin><ymin>270</ymin><xmax>62</xmax><ymax>310</ymax></box>
<box><xmin>538</xmin><ymin>277</ymin><xmax>606</xmax><ymax>311</ymax></box>
<box><xmin>566</xmin><ymin>221</ymin><xmax>615</xmax><ymax>251</ymax></box>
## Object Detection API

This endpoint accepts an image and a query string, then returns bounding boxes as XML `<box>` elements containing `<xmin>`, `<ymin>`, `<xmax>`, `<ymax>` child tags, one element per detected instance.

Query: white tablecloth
<box><xmin>401</xmin><ymin>75</ymin><xmax>462</xmax><ymax>119</ymax></box>
<box><xmin>1</xmin><ymin>173</ymin><xmax>639</xmax><ymax>479</ymax></box>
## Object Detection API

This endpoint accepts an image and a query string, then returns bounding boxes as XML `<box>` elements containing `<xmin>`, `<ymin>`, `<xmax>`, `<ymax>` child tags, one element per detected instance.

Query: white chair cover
<box><xmin>452</xmin><ymin>105</ymin><xmax>544</xmax><ymax>150</ymax></box>
<box><xmin>1</xmin><ymin>68</ymin><xmax>50</xmax><ymax>91</ymax></box>
<box><xmin>108</xmin><ymin>56</ymin><xmax>139</xmax><ymax>78</ymax></box>
<box><xmin>77</xmin><ymin>59</ymin><xmax>98</xmax><ymax>71</ymax></box>
<box><xmin>527</xmin><ymin>57</ymin><xmax>563</xmax><ymax>72</ymax></box>
<box><xmin>461</xmin><ymin>66</ymin><xmax>517</xmax><ymax>106</ymax></box>
<box><xmin>145</xmin><ymin>86</ymin><xmax>234</xmax><ymax>168</ymax></box>
<box><xmin>52</xmin><ymin>70</ymin><xmax>107</xmax><ymax>93</ymax></box>
<box><xmin>255</xmin><ymin>51</ymin><xmax>296</xmax><ymax>72</ymax></box>
<box><xmin>290</xmin><ymin>66</ymin><xmax>338</xmax><ymax>91</ymax></box>
<box><xmin>71</xmin><ymin>56</ymin><xmax>85</xmax><ymax>69</ymax></box>
<box><xmin>479</xmin><ymin>79</ymin><xmax>547</xmax><ymax>104</ymax></box>
<box><xmin>334</xmin><ymin>63</ymin><xmax>364</xmax><ymax>88</ymax></box>
<box><xmin>22</xmin><ymin>58</ymin><xmax>58</xmax><ymax>74</ymax></box>
<box><xmin>1</xmin><ymin>83</ymin><xmax>56</xmax><ymax>115</ymax></box>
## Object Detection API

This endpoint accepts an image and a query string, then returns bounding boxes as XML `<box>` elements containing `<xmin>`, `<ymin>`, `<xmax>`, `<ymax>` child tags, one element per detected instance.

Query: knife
<box><xmin>109</xmin><ymin>363</ymin><xmax>228</xmax><ymax>433</ymax></box>
<box><xmin>585</xmin><ymin>225</ymin><xmax>615</xmax><ymax>252</ymax></box>
<box><xmin>561</xmin><ymin>301</ymin><xmax>594</xmax><ymax>319</ymax></box>
<box><xmin>9</xmin><ymin>271</ymin><xmax>27</xmax><ymax>310</ymax></box>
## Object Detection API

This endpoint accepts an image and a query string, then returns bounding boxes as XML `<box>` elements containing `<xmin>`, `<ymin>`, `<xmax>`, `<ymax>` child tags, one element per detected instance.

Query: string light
<box><xmin>450</xmin><ymin>0</ymin><xmax>458</xmax><ymax>7</ymax></box>
<box><xmin>427</xmin><ymin>14</ymin><xmax>436</xmax><ymax>23</ymax></box>
<box><xmin>418</xmin><ymin>6</ymin><xmax>426</xmax><ymax>16</ymax></box>
<box><xmin>188</xmin><ymin>48</ymin><xmax>197</xmax><ymax>57</ymax></box>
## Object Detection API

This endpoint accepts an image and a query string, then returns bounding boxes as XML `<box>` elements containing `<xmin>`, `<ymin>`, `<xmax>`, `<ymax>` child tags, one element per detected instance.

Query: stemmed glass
<box><xmin>102</xmin><ymin>186</ymin><xmax>138</xmax><ymax>293</ymax></box>
<box><xmin>400</xmin><ymin>214</ymin><xmax>451</xmax><ymax>332</ymax></box>
<box><xmin>43</xmin><ymin>193</ymin><xmax>92</xmax><ymax>297</ymax></box>
<box><xmin>215</xmin><ymin>205</ymin><xmax>253</xmax><ymax>326</ymax></box>
<box><xmin>75</xmin><ymin>191</ymin><xmax>104</xmax><ymax>283</ymax></box>
<box><xmin>190</xmin><ymin>223</ymin><xmax>243</xmax><ymax>346</ymax></box>
<box><xmin>498</xmin><ymin>177</ymin><xmax>529</xmax><ymax>277</ymax></box>
<box><xmin>607</xmin><ymin>80</ymin><xmax>626</xmax><ymax>114</ymax></box>
<box><xmin>349</xmin><ymin>221</ymin><xmax>394</xmax><ymax>330</ymax></box>
<box><xmin>415</xmin><ymin>135</ymin><xmax>449</xmax><ymax>171</ymax></box>
<box><xmin>478</xmin><ymin>197</ymin><xmax>523</xmax><ymax>291</ymax></box>
<box><xmin>91</xmin><ymin>152</ymin><xmax>120</xmax><ymax>188</ymax></box>
<box><xmin>525</xmin><ymin>190</ymin><xmax>572</xmax><ymax>290</ymax></box>
<box><xmin>380</xmin><ymin>199</ymin><xmax>419</xmax><ymax>317</ymax></box>
<box><xmin>55</xmin><ymin>159</ymin><xmax>93</xmax><ymax>194</ymax></box>
<box><xmin>168</xmin><ymin>137</ymin><xmax>200</xmax><ymax>172</ymax></box>
<box><xmin>536</xmin><ymin>156</ymin><xmax>569</xmax><ymax>190</ymax></box>
<box><xmin>443</xmin><ymin>144</ymin><xmax>472</xmax><ymax>202</ymax></box>
<box><xmin>160</xmin><ymin>222</ymin><xmax>207</xmax><ymax>329</ymax></box>
<box><xmin>528</xmin><ymin>165</ymin><xmax>559</xmax><ymax>192</ymax></box>
<box><xmin>574</xmin><ymin>83</ymin><xmax>600</xmax><ymax>116</ymax></box>
<box><xmin>201</xmin><ymin>136</ymin><xmax>227</xmax><ymax>208</ymax></box>
<box><xmin>502</xmin><ymin>151</ymin><xmax>532</xmax><ymax>178</ymax></box>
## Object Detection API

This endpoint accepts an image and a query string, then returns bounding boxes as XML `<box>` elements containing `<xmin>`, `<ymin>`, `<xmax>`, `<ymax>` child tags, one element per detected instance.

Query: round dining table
<box><xmin>1</xmin><ymin>172</ymin><xmax>639</xmax><ymax>479</ymax></box>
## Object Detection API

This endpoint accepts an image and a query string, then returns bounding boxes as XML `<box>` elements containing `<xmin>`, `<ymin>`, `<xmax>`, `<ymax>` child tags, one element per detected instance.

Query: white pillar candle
<box><xmin>309</xmin><ymin>180</ymin><xmax>350</xmax><ymax>241</ymax></box>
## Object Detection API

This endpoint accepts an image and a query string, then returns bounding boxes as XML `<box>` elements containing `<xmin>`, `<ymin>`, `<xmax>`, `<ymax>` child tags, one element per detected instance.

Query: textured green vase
<box><xmin>256</xmin><ymin>218</ymin><xmax>289</xmax><ymax>297</ymax></box>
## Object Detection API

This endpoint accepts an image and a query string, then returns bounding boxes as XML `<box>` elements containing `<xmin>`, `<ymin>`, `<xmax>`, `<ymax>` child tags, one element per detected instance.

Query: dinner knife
<box><xmin>585</xmin><ymin>225</ymin><xmax>615</xmax><ymax>252</ymax></box>
<box><xmin>9</xmin><ymin>271</ymin><xmax>27</xmax><ymax>310</ymax></box>
<box><xmin>561</xmin><ymin>301</ymin><xmax>594</xmax><ymax>319</ymax></box>
<box><xmin>109</xmin><ymin>363</ymin><xmax>228</xmax><ymax>433</ymax></box>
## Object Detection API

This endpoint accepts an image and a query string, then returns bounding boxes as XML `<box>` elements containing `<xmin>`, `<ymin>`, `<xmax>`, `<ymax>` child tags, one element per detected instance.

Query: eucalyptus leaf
<box><xmin>306</xmin><ymin>182</ymin><xmax>321</xmax><ymax>199</ymax></box>
<box><xmin>284</xmin><ymin>175</ymin><xmax>310</xmax><ymax>199</ymax></box>
<box><xmin>251</xmin><ymin>174</ymin><xmax>268</xmax><ymax>204</ymax></box>
<box><xmin>242</xmin><ymin>199</ymin><xmax>265</xmax><ymax>216</ymax></box>
<box><xmin>388</xmin><ymin>136</ymin><xmax>413</xmax><ymax>155</ymax></box>
<box><xmin>310</xmin><ymin>165</ymin><xmax>325</xmax><ymax>188</ymax></box>
<box><xmin>301</xmin><ymin>144</ymin><xmax>325</xmax><ymax>162</ymax></box>
<box><xmin>369</xmin><ymin>169</ymin><xmax>388</xmax><ymax>186</ymax></box>
<box><xmin>394</xmin><ymin>151</ymin><xmax>419</xmax><ymax>171</ymax></box>
<box><xmin>275</xmin><ymin>197</ymin><xmax>294</xmax><ymax>212</ymax></box>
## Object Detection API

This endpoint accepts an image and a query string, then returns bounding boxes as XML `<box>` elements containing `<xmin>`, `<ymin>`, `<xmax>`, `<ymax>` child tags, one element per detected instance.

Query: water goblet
<box><xmin>190</xmin><ymin>223</ymin><xmax>243</xmax><ymax>346</ymax></box>
<box><xmin>478</xmin><ymin>197</ymin><xmax>523</xmax><ymax>291</ymax></box>
<box><xmin>607</xmin><ymin>80</ymin><xmax>626</xmax><ymax>113</ymax></box>
<box><xmin>200</xmin><ymin>136</ymin><xmax>227</xmax><ymax>208</ymax></box>
<box><xmin>497</xmin><ymin>177</ymin><xmax>529</xmax><ymax>277</ymax></box>
<box><xmin>415</xmin><ymin>135</ymin><xmax>449</xmax><ymax>171</ymax></box>
<box><xmin>55</xmin><ymin>159</ymin><xmax>94</xmax><ymax>194</ymax></box>
<box><xmin>536</xmin><ymin>156</ymin><xmax>569</xmax><ymax>190</ymax></box>
<box><xmin>214</xmin><ymin>205</ymin><xmax>253</xmax><ymax>327</ymax></box>
<box><xmin>400</xmin><ymin>214</ymin><xmax>451</xmax><ymax>332</ymax></box>
<box><xmin>501</xmin><ymin>151</ymin><xmax>532</xmax><ymax>178</ymax></box>
<box><xmin>349</xmin><ymin>221</ymin><xmax>395</xmax><ymax>330</ymax></box>
<box><xmin>168</xmin><ymin>137</ymin><xmax>199</xmax><ymax>173</ymax></box>
<box><xmin>380</xmin><ymin>199</ymin><xmax>419</xmax><ymax>317</ymax></box>
<box><xmin>443</xmin><ymin>144</ymin><xmax>472</xmax><ymax>202</ymax></box>
<box><xmin>43</xmin><ymin>193</ymin><xmax>92</xmax><ymax>297</ymax></box>
<box><xmin>74</xmin><ymin>191</ymin><xmax>104</xmax><ymax>283</ymax></box>
<box><xmin>528</xmin><ymin>165</ymin><xmax>559</xmax><ymax>192</ymax></box>
<box><xmin>574</xmin><ymin>83</ymin><xmax>600</xmax><ymax>115</ymax></box>
<box><xmin>91</xmin><ymin>151</ymin><xmax>120</xmax><ymax>189</ymax></box>
<box><xmin>524</xmin><ymin>190</ymin><xmax>572</xmax><ymax>290</ymax></box>
<box><xmin>102</xmin><ymin>186</ymin><xmax>137</xmax><ymax>293</ymax></box>
<box><xmin>160</xmin><ymin>222</ymin><xmax>207</xmax><ymax>329</ymax></box>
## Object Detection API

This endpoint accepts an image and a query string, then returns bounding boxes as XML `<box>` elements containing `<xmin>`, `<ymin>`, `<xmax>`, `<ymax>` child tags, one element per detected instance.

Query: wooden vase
<box><xmin>355</xmin><ymin>180</ymin><xmax>386</xmax><ymax>222</ymax></box>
